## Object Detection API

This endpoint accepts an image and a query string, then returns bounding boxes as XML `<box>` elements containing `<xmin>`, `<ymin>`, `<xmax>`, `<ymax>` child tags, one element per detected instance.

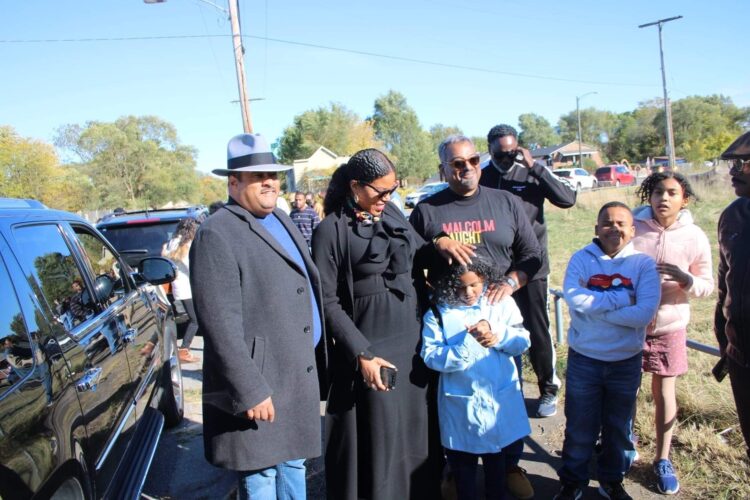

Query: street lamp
<box><xmin>639</xmin><ymin>16</ymin><xmax>682</xmax><ymax>170</ymax></box>
<box><xmin>145</xmin><ymin>0</ymin><xmax>254</xmax><ymax>133</ymax></box>
<box><xmin>576</xmin><ymin>92</ymin><xmax>597</xmax><ymax>168</ymax></box>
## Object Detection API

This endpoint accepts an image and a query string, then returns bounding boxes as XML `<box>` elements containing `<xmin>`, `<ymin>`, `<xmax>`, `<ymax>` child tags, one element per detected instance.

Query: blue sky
<box><xmin>2</xmin><ymin>0</ymin><xmax>748</xmax><ymax>174</ymax></box>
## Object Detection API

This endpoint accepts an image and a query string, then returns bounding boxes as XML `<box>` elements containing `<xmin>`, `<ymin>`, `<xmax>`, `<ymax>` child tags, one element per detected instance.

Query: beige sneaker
<box><xmin>178</xmin><ymin>347</ymin><xmax>200</xmax><ymax>364</ymax></box>
<box><xmin>506</xmin><ymin>465</ymin><xmax>534</xmax><ymax>499</ymax></box>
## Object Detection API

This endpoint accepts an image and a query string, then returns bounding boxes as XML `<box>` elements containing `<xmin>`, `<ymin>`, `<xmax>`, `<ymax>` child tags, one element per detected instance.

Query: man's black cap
<box><xmin>721</xmin><ymin>131</ymin><xmax>750</xmax><ymax>159</ymax></box>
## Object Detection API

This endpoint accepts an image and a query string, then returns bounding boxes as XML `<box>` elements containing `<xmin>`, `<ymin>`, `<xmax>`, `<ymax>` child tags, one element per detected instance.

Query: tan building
<box><xmin>292</xmin><ymin>146</ymin><xmax>350</xmax><ymax>186</ymax></box>
<box><xmin>530</xmin><ymin>141</ymin><xmax>603</xmax><ymax>169</ymax></box>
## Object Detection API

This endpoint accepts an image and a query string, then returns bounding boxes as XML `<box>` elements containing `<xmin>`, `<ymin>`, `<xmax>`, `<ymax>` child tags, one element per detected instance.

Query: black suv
<box><xmin>96</xmin><ymin>206</ymin><xmax>208</xmax><ymax>325</ymax></box>
<box><xmin>95</xmin><ymin>206</ymin><xmax>208</xmax><ymax>269</ymax></box>
<box><xmin>0</xmin><ymin>198</ymin><xmax>184</xmax><ymax>499</ymax></box>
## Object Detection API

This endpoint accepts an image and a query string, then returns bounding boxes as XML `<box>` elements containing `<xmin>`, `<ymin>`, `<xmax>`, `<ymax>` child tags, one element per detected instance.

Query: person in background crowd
<box><xmin>480</xmin><ymin>124</ymin><xmax>577</xmax><ymax>421</ymax></box>
<box><xmin>632</xmin><ymin>172</ymin><xmax>713</xmax><ymax>495</ymax></box>
<box><xmin>410</xmin><ymin>134</ymin><xmax>541</xmax><ymax>500</ymax></box>
<box><xmin>162</xmin><ymin>218</ymin><xmax>202</xmax><ymax>364</ymax></box>
<box><xmin>312</xmin><ymin>148</ymin><xmax>468</xmax><ymax>500</ymax></box>
<box><xmin>290</xmin><ymin>191</ymin><xmax>321</xmax><ymax>248</ymax></box>
<box><xmin>276</xmin><ymin>191</ymin><xmax>291</xmax><ymax>214</ymax></box>
<box><xmin>715</xmin><ymin>130</ymin><xmax>750</xmax><ymax>461</ymax></box>
<box><xmin>554</xmin><ymin>202</ymin><xmax>660</xmax><ymax>500</ymax></box>
<box><xmin>421</xmin><ymin>258</ymin><xmax>530</xmax><ymax>500</ymax></box>
<box><xmin>191</xmin><ymin>133</ymin><xmax>326</xmax><ymax>500</ymax></box>
<box><xmin>208</xmin><ymin>200</ymin><xmax>225</xmax><ymax>215</ymax></box>
<box><xmin>312</xmin><ymin>192</ymin><xmax>326</xmax><ymax>220</ymax></box>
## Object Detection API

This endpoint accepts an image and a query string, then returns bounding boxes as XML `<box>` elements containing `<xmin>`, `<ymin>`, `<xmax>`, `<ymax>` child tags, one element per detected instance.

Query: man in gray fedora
<box><xmin>190</xmin><ymin>133</ymin><xmax>326</xmax><ymax>499</ymax></box>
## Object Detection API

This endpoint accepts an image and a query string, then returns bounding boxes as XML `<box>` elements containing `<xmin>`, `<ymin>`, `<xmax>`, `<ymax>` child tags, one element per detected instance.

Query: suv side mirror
<box><xmin>138</xmin><ymin>257</ymin><xmax>176</xmax><ymax>285</ymax></box>
<box><xmin>94</xmin><ymin>274</ymin><xmax>115</xmax><ymax>302</ymax></box>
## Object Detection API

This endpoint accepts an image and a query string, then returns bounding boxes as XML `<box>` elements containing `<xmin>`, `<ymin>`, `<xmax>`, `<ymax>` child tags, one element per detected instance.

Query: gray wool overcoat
<box><xmin>189</xmin><ymin>201</ymin><xmax>326</xmax><ymax>471</ymax></box>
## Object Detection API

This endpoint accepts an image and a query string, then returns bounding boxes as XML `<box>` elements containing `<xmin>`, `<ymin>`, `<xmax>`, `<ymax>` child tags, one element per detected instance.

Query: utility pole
<box><xmin>145</xmin><ymin>0</ymin><xmax>254</xmax><ymax>133</ymax></box>
<box><xmin>228</xmin><ymin>0</ymin><xmax>253</xmax><ymax>133</ymax></box>
<box><xmin>576</xmin><ymin>92</ymin><xmax>597</xmax><ymax>168</ymax></box>
<box><xmin>639</xmin><ymin>15</ymin><xmax>682</xmax><ymax>170</ymax></box>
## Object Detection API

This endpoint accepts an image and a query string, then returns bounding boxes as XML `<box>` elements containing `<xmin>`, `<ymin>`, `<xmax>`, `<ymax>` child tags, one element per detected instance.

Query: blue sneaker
<box><xmin>654</xmin><ymin>459</ymin><xmax>680</xmax><ymax>495</ymax></box>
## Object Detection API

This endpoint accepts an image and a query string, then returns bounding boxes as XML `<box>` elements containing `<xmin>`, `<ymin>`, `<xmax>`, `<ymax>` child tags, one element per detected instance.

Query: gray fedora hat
<box><xmin>212</xmin><ymin>133</ymin><xmax>292</xmax><ymax>176</ymax></box>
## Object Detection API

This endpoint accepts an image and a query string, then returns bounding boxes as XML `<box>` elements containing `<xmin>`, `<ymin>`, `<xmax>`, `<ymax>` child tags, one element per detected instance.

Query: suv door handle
<box><xmin>76</xmin><ymin>367</ymin><xmax>103</xmax><ymax>393</ymax></box>
<box><xmin>122</xmin><ymin>328</ymin><xmax>137</xmax><ymax>344</ymax></box>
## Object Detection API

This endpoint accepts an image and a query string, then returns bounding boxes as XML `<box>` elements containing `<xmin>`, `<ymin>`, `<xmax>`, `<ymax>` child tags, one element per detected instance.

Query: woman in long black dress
<box><xmin>312</xmin><ymin>149</ymin><xmax>452</xmax><ymax>500</ymax></box>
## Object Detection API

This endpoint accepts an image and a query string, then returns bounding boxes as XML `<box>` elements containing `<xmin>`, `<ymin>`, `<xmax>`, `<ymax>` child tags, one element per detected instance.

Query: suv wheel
<box><xmin>615</xmin><ymin>180</ymin><xmax>621</xmax><ymax>187</ymax></box>
<box><xmin>160</xmin><ymin>333</ymin><xmax>185</xmax><ymax>427</ymax></box>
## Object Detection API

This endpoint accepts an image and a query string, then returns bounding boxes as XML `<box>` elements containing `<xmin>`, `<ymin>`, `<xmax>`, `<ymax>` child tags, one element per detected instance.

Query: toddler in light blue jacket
<box><xmin>421</xmin><ymin>259</ymin><xmax>530</xmax><ymax>500</ymax></box>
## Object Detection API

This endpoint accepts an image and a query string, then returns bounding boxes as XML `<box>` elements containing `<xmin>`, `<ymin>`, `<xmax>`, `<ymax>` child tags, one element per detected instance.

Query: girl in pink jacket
<box><xmin>633</xmin><ymin>171</ymin><xmax>714</xmax><ymax>495</ymax></box>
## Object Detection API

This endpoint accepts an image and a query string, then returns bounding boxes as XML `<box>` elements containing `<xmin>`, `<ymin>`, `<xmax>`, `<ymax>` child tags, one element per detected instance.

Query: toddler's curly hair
<box><xmin>432</xmin><ymin>258</ymin><xmax>502</xmax><ymax>307</ymax></box>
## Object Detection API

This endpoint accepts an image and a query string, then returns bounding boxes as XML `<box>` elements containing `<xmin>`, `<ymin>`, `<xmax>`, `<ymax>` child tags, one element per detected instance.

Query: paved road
<box><xmin>142</xmin><ymin>336</ymin><xmax>661</xmax><ymax>499</ymax></box>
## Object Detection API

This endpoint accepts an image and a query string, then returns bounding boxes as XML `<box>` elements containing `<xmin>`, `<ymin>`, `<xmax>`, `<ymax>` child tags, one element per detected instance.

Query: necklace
<box><xmin>347</xmin><ymin>197</ymin><xmax>380</xmax><ymax>226</ymax></box>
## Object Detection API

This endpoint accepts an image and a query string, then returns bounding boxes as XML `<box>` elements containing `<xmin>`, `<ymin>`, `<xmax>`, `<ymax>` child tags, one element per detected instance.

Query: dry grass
<box><xmin>543</xmin><ymin>176</ymin><xmax>750</xmax><ymax>499</ymax></box>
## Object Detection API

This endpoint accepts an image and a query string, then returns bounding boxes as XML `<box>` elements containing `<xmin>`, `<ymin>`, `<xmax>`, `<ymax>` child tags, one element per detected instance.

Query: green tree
<box><xmin>558</xmin><ymin>108</ymin><xmax>620</xmax><ymax>163</ymax></box>
<box><xmin>605</xmin><ymin>102</ymin><xmax>662</xmax><ymax>164</ymax></box>
<box><xmin>276</xmin><ymin>103</ymin><xmax>381</xmax><ymax>164</ymax></box>
<box><xmin>55</xmin><ymin>116</ymin><xmax>199</xmax><ymax>209</ymax></box>
<box><xmin>517</xmin><ymin>113</ymin><xmax>560</xmax><ymax>149</ymax></box>
<box><xmin>667</xmin><ymin>95</ymin><xmax>745</xmax><ymax>163</ymax></box>
<box><xmin>371</xmin><ymin>90</ymin><xmax>434</xmax><ymax>181</ymax></box>
<box><xmin>197</xmin><ymin>175</ymin><xmax>227</xmax><ymax>206</ymax></box>
<box><xmin>470</xmin><ymin>136</ymin><xmax>488</xmax><ymax>154</ymax></box>
<box><xmin>428</xmin><ymin>124</ymin><xmax>463</xmax><ymax>154</ymax></box>
<box><xmin>0</xmin><ymin>126</ymin><xmax>58</xmax><ymax>201</ymax></box>
<box><xmin>0</xmin><ymin>126</ymin><xmax>92</xmax><ymax>211</ymax></box>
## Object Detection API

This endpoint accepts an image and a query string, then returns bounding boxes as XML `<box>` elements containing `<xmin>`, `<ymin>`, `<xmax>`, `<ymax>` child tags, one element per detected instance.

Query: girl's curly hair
<box><xmin>432</xmin><ymin>258</ymin><xmax>502</xmax><ymax>307</ymax></box>
<box><xmin>635</xmin><ymin>171</ymin><xmax>698</xmax><ymax>206</ymax></box>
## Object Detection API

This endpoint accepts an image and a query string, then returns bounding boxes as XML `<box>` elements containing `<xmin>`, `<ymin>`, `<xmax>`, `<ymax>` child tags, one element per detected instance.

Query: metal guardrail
<box><xmin>549</xmin><ymin>288</ymin><xmax>720</xmax><ymax>357</ymax></box>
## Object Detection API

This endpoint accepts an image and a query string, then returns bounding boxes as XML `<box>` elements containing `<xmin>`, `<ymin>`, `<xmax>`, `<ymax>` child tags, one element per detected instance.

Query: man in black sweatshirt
<box><xmin>480</xmin><ymin>124</ymin><xmax>577</xmax><ymax>422</ymax></box>
<box><xmin>410</xmin><ymin>134</ymin><xmax>542</xmax><ymax>500</ymax></box>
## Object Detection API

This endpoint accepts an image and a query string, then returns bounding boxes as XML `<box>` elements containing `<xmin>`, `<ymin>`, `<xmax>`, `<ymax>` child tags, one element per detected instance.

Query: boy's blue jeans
<box><xmin>237</xmin><ymin>459</ymin><xmax>306</xmax><ymax>500</ymax></box>
<box><xmin>558</xmin><ymin>349</ymin><xmax>641</xmax><ymax>487</ymax></box>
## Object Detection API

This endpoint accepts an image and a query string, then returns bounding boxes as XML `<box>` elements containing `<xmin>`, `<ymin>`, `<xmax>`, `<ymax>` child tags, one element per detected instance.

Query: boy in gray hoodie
<box><xmin>554</xmin><ymin>202</ymin><xmax>660</xmax><ymax>500</ymax></box>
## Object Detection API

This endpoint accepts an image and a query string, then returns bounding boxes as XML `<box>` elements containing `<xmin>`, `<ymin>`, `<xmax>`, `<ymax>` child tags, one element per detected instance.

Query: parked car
<box><xmin>552</xmin><ymin>168</ymin><xmax>598</xmax><ymax>192</ymax></box>
<box><xmin>0</xmin><ymin>198</ymin><xmax>183</xmax><ymax>499</ymax></box>
<box><xmin>97</xmin><ymin>206</ymin><xmax>207</xmax><ymax>325</ymax></box>
<box><xmin>404</xmin><ymin>182</ymin><xmax>449</xmax><ymax>208</ymax></box>
<box><xmin>594</xmin><ymin>165</ymin><xmax>636</xmax><ymax>187</ymax></box>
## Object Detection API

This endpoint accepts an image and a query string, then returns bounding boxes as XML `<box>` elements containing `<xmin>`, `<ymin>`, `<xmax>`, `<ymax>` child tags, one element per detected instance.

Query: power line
<box><xmin>1</xmin><ymin>33</ymin><xmax>656</xmax><ymax>88</ymax></box>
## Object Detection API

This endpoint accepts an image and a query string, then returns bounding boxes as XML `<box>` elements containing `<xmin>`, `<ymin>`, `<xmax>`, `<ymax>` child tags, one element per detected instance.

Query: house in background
<box><xmin>291</xmin><ymin>146</ymin><xmax>350</xmax><ymax>192</ymax></box>
<box><xmin>530</xmin><ymin>141</ymin><xmax>603</xmax><ymax>168</ymax></box>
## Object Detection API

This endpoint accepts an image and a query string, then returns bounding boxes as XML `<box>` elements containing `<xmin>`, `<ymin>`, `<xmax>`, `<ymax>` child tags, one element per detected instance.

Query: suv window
<box><xmin>13</xmin><ymin>224</ymin><xmax>95</xmax><ymax>330</ymax></box>
<box><xmin>616</xmin><ymin>166</ymin><xmax>628</xmax><ymax>173</ymax></box>
<box><xmin>0</xmin><ymin>256</ymin><xmax>34</xmax><ymax>396</ymax></box>
<box><xmin>595</xmin><ymin>167</ymin><xmax>611</xmax><ymax>175</ymax></box>
<box><xmin>73</xmin><ymin>226</ymin><xmax>130</xmax><ymax>307</ymax></box>
<box><xmin>98</xmin><ymin>220</ymin><xmax>179</xmax><ymax>264</ymax></box>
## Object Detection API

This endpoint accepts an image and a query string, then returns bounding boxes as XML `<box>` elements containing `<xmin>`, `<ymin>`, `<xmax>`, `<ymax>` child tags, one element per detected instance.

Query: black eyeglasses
<box><xmin>361</xmin><ymin>182</ymin><xmax>399</xmax><ymax>200</ymax></box>
<box><xmin>445</xmin><ymin>154</ymin><xmax>481</xmax><ymax>170</ymax></box>
<box><xmin>730</xmin><ymin>159</ymin><xmax>750</xmax><ymax>173</ymax></box>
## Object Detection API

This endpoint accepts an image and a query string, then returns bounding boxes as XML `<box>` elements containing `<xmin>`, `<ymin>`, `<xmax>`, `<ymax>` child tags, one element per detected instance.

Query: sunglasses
<box><xmin>493</xmin><ymin>149</ymin><xmax>522</xmax><ymax>161</ymax></box>
<box><xmin>445</xmin><ymin>154</ymin><xmax>481</xmax><ymax>170</ymax></box>
<box><xmin>361</xmin><ymin>182</ymin><xmax>399</xmax><ymax>200</ymax></box>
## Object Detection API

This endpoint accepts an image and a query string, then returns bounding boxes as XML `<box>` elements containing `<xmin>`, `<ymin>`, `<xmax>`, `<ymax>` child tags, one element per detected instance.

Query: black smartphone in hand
<box><xmin>380</xmin><ymin>366</ymin><xmax>397</xmax><ymax>390</ymax></box>
<box><xmin>712</xmin><ymin>355</ymin><xmax>729</xmax><ymax>382</ymax></box>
